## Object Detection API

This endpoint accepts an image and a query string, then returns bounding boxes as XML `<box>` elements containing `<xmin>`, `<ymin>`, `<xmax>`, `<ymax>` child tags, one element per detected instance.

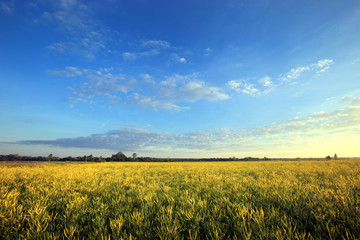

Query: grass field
<box><xmin>0</xmin><ymin>160</ymin><xmax>359</xmax><ymax>239</ymax></box>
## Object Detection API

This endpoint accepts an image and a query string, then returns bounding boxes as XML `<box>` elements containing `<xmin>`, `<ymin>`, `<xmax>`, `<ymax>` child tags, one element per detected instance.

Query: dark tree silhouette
<box><xmin>111</xmin><ymin>152</ymin><xmax>127</xmax><ymax>161</ymax></box>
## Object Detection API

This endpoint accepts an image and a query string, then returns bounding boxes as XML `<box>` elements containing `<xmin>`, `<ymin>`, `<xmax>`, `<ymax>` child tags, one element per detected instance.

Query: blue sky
<box><xmin>1</xmin><ymin>0</ymin><xmax>360</xmax><ymax>158</ymax></box>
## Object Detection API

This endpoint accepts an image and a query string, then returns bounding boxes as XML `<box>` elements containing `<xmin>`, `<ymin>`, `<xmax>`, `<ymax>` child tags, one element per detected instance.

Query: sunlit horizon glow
<box><xmin>1</xmin><ymin>0</ymin><xmax>360</xmax><ymax>158</ymax></box>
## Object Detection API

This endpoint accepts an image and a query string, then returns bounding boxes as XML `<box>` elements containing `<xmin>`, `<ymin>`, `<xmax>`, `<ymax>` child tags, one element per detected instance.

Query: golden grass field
<box><xmin>0</xmin><ymin>160</ymin><xmax>359</xmax><ymax>239</ymax></box>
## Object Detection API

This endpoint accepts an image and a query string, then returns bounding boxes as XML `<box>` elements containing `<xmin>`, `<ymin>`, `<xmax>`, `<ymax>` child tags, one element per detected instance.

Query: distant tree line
<box><xmin>1</xmin><ymin>152</ymin><xmax>353</xmax><ymax>162</ymax></box>
<box><xmin>0</xmin><ymin>152</ymin><xmax>151</xmax><ymax>162</ymax></box>
<box><xmin>0</xmin><ymin>152</ymin><xmax>275</xmax><ymax>162</ymax></box>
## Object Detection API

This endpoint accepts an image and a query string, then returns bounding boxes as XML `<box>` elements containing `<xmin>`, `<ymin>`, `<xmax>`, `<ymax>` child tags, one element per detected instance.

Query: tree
<box><xmin>94</xmin><ymin>156</ymin><xmax>105</xmax><ymax>162</ymax></box>
<box><xmin>86</xmin><ymin>154</ymin><xmax>94</xmax><ymax>162</ymax></box>
<box><xmin>334</xmin><ymin>153</ymin><xmax>338</xmax><ymax>159</ymax></box>
<box><xmin>132</xmin><ymin>153</ymin><xmax>137</xmax><ymax>160</ymax></box>
<box><xmin>325</xmin><ymin>155</ymin><xmax>331</xmax><ymax>160</ymax></box>
<box><xmin>111</xmin><ymin>152</ymin><xmax>127</xmax><ymax>161</ymax></box>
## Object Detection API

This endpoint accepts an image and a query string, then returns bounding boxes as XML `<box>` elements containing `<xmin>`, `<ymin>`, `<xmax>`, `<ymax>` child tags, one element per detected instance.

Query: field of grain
<box><xmin>0</xmin><ymin>160</ymin><xmax>359</xmax><ymax>239</ymax></box>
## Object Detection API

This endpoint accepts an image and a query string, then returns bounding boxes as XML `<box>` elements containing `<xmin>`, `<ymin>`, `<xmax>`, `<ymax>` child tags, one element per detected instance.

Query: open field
<box><xmin>1</xmin><ymin>160</ymin><xmax>359</xmax><ymax>239</ymax></box>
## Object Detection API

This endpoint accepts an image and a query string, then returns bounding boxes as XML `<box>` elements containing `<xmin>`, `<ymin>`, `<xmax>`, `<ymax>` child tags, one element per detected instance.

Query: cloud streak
<box><xmin>141</xmin><ymin>40</ymin><xmax>171</xmax><ymax>49</ymax></box>
<box><xmin>0</xmin><ymin>1</ymin><xmax>13</xmax><ymax>14</ymax></box>
<box><xmin>122</xmin><ymin>49</ymin><xmax>160</xmax><ymax>60</ymax></box>
<box><xmin>227</xmin><ymin>59</ymin><xmax>334</xmax><ymax>96</ymax></box>
<box><xmin>279</xmin><ymin>59</ymin><xmax>334</xmax><ymax>82</ymax></box>
<box><xmin>41</xmin><ymin>1</ymin><xmax>118</xmax><ymax>59</ymax></box>
<box><xmin>15</xmin><ymin>98</ymin><xmax>360</xmax><ymax>153</ymax></box>
<box><xmin>49</xmin><ymin>66</ymin><xmax>85</xmax><ymax>77</ymax></box>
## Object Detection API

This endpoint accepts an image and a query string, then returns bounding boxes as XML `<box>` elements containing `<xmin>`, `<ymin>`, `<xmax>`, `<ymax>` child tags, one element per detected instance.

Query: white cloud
<box><xmin>280</xmin><ymin>59</ymin><xmax>334</xmax><ymax>82</ymax></box>
<box><xmin>133</xmin><ymin>94</ymin><xmax>188</xmax><ymax>111</ymax></box>
<box><xmin>123</xmin><ymin>39</ymin><xmax>186</xmax><ymax>62</ymax></box>
<box><xmin>178</xmin><ymin>81</ymin><xmax>229</xmax><ymax>101</ymax></box>
<box><xmin>228</xmin><ymin>59</ymin><xmax>334</xmax><ymax>96</ymax></box>
<box><xmin>178</xmin><ymin>57</ymin><xmax>187</xmax><ymax>63</ymax></box>
<box><xmin>122</xmin><ymin>49</ymin><xmax>160</xmax><ymax>60</ymax></box>
<box><xmin>53</xmin><ymin>68</ymin><xmax>228</xmax><ymax>110</ymax></box>
<box><xmin>15</xmin><ymin>98</ymin><xmax>360</xmax><ymax>153</ymax></box>
<box><xmin>172</xmin><ymin>53</ymin><xmax>187</xmax><ymax>63</ymax></box>
<box><xmin>122</xmin><ymin>52</ymin><xmax>137</xmax><ymax>60</ymax></box>
<box><xmin>315</xmin><ymin>59</ymin><xmax>334</xmax><ymax>72</ymax></box>
<box><xmin>46</xmin><ymin>40</ymin><xmax>107</xmax><ymax>60</ymax></box>
<box><xmin>140</xmin><ymin>73</ymin><xmax>151</xmax><ymax>80</ymax></box>
<box><xmin>241</xmin><ymin>83</ymin><xmax>259</xmax><ymax>95</ymax></box>
<box><xmin>280</xmin><ymin>66</ymin><xmax>310</xmax><ymax>82</ymax></box>
<box><xmin>227</xmin><ymin>80</ymin><xmax>259</xmax><ymax>96</ymax></box>
<box><xmin>137</xmin><ymin>74</ymin><xmax>229</xmax><ymax>109</ymax></box>
<box><xmin>227</xmin><ymin>80</ymin><xmax>241</xmax><ymax>89</ymax></box>
<box><xmin>141</xmin><ymin>40</ymin><xmax>171</xmax><ymax>49</ymax></box>
<box><xmin>204</xmin><ymin>47</ymin><xmax>213</xmax><ymax>56</ymax></box>
<box><xmin>157</xmin><ymin>74</ymin><xmax>229</xmax><ymax>102</ymax></box>
<box><xmin>49</xmin><ymin>66</ymin><xmax>84</xmax><ymax>77</ymax></box>
<box><xmin>77</xmin><ymin>74</ymin><xmax>135</xmax><ymax>97</ymax></box>
<box><xmin>56</xmin><ymin>69</ymin><xmax>136</xmax><ymax>108</ymax></box>
<box><xmin>160</xmin><ymin>74</ymin><xmax>184</xmax><ymax>87</ymax></box>
<box><xmin>258</xmin><ymin>76</ymin><xmax>272</xmax><ymax>87</ymax></box>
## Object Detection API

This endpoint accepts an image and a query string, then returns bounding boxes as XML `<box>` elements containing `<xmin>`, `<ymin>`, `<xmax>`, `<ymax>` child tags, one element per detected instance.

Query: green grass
<box><xmin>0</xmin><ymin>160</ymin><xmax>359</xmax><ymax>239</ymax></box>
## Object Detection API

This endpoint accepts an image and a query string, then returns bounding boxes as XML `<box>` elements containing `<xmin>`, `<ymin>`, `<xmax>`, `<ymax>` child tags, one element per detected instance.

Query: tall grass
<box><xmin>0</xmin><ymin>160</ymin><xmax>359</xmax><ymax>239</ymax></box>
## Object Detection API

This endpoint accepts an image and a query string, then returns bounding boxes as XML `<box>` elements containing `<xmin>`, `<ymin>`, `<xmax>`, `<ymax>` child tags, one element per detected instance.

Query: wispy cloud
<box><xmin>123</xmin><ymin>40</ymin><xmax>185</xmax><ymax>62</ymax></box>
<box><xmin>141</xmin><ymin>40</ymin><xmax>171</xmax><ymax>49</ymax></box>
<box><xmin>228</xmin><ymin>59</ymin><xmax>334</xmax><ymax>96</ymax></box>
<box><xmin>134</xmin><ymin>74</ymin><xmax>229</xmax><ymax>110</ymax></box>
<box><xmin>121</xmin><ymin>38</ymin><xmax>189</xmax><ymax>63</ymax></box>
<box><xmin>279</xmin><ymin>59</ymin><xmax>334</xmax><ymax>82</ymax></box>
<box><xmin>51</xmin><ymin>68</ymin><xmax>228</xmax><ymax>110</ymax></box>
<box><xmin>122</xmin><ymin>52</ymin><xmax>137</xmax><ymax>60</ymax></box>
<box><xmin>204</xmin><ymin>47</ymin><xmax>213</xmax><ymax>57</ymax></box>
<box><xmin>172</xmin><ymin>53</ymin><xmax>187</xmax><ymax>63</ymax></box>
<box><xmin>133</xmin><ymin>94</ymin><xmax>188</xmax><ymax>111</ymax></box>
<box><xmin>50</xmin><ymin>67</ymin><xmax>135</xmax><ymax>107</ymax></box>
<box><xmin>315</xmin><ymin>59</ymin><xmax>334</xmax><ymax>73</ymax></box>
<box><xmin>227</xmin><ymin>75</ymin><xmax>275</xmax><ymax>96</ymax></box>
<box><xmin>16</xmin><ymin>128</ymin><xmax>166</xmax><ymax>152</ymax></box>
<box><xmin>279</xmin><ymin>66</ymin><xmax>310</xmax><ymax>82</ymax></box>
<box><xmin>258</xmin><ymin>76</ymin><xmax>272</xmax><ymax>87</ymax></box>
<box><xmin>75</xmin><ymin>74</ymin><xmax>135</xmax><ymax>97</ymax></box>
<box><xmin>340</xmin><ymin>96</ymin><xmax>353</xmax><ymax>103</ymax></box>
<box><xmin>23</xmin><ymin>2</ymin><xmax>187</xmax><ymax>62</ymax></box>
<box><xmin>227</xmin><ymin>80</ymin><xmax>259</xmax><ymax>96</ymax></box>
<box><xmin>351</xmin><ymin>98</ymin><xmax>360</xmax><ymax>105</ymax></box>
<box><xmin>168</xmin><ymin>80</ymin><xmax>229</xmax><ymax>102</ymax></box>
<box><xmin>122</xmin><ymin>49</ymin><xmax>160</xmax><ymax>60</ymax></box>
<box><xmin>14</xmin><ymin>98</ymin><xmax>360</xmax><ymax>153</ymax></box>
<box><xmin>49</xmin><ymin>66</ymin><xmax>85</xmax><ymax>77</ymax></box>
<box><xmin>0</xmin><ymin>1</ymin><xmax>13</xmax><ymax>14</ymax></box>
<box><xmin>42</xmin><ymin>1</ymin><xmax>118</xmax><ymax>59</ymax></box>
